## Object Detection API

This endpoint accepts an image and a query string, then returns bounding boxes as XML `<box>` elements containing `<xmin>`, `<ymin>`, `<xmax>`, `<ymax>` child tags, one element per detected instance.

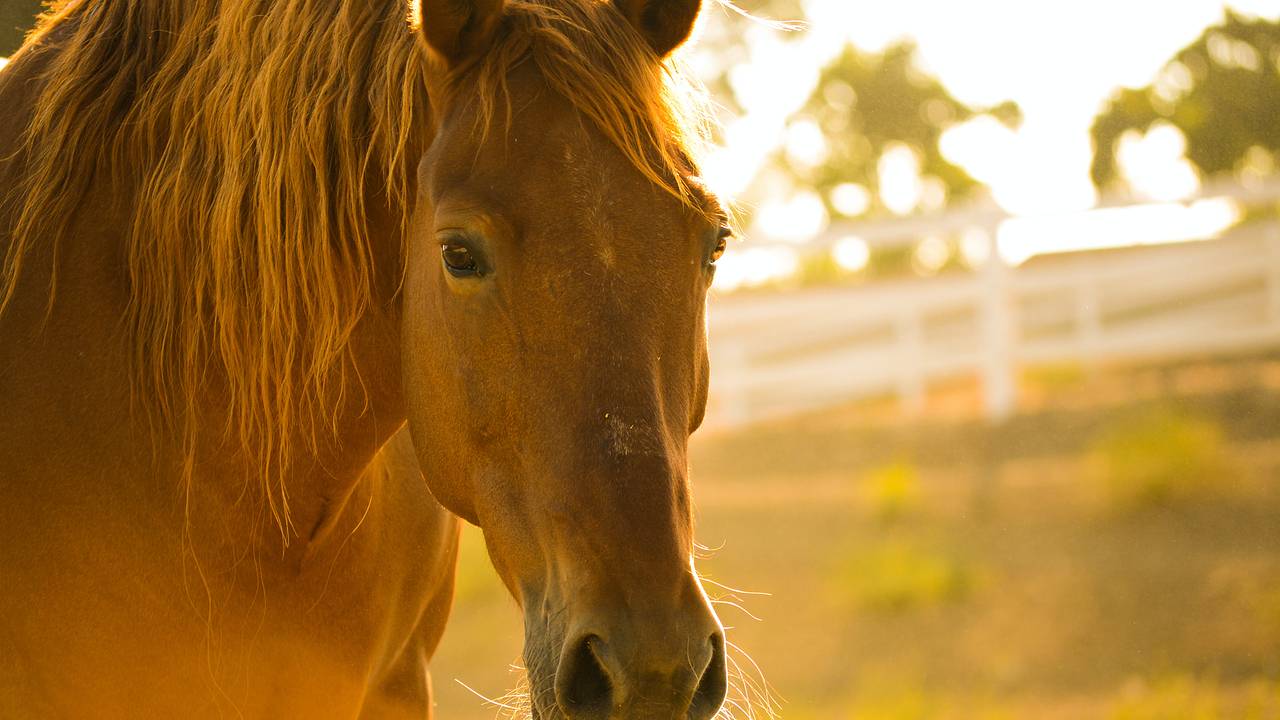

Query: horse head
<box><xmin>404</xmin><ymin>1</ymin><xmax>730</xmax><ymax>717</ymax></box>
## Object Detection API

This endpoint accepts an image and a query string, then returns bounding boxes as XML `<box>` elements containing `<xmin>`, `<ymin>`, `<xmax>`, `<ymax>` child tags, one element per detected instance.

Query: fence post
<box><xmin>895</xmin><ymin>309</ymin><xmax>926</xmax><ymax>416</ymax></box>
<box><xmin>716</xmin><ymin>340</ymin><xmax>750</xmax><ymax>429</ymax></box>
<box><xmin>1076</xmin><ymin>279</ymin><xmax>1102</xmax><ymax>365</ymax></box>
<box><xmin>1268</xmin><ymin>223</ymin><xmax>1280</xmax><ymax>331</ymax></box>
<box><xmin>980</xmin><ymin>227</ymin><xmax>1017</xmax><ymax>423</ymax></box>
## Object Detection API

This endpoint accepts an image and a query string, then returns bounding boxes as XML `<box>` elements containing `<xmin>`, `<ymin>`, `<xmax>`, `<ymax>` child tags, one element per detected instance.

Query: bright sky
<box><xmin>694</xmin><ymin>0</ymin><xmax>1280</xmax><ymax>219</ymax></box>
<box><xmin>694</xmin><ymin>0</ymin><xmax>1280</xmax><ymax>290</ymax></box>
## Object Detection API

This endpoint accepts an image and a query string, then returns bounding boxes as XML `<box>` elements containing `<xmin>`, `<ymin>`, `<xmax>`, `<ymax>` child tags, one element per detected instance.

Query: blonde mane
<box><xmin>0</xmin><ymin>0</ymin><xmax>430</xmax><ymax>535</ymax></box>
<box><xmin>0</xmin><ymin>0</ymin><xmax>712</xmax><ymax>538</ymax></box>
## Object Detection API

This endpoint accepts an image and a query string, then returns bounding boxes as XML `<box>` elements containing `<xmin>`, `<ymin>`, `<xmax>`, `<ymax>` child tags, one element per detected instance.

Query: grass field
<box><xmin>429</xmin><ymin>356</ymin><xmax>1280</xmax><ymax>719</ymax></box>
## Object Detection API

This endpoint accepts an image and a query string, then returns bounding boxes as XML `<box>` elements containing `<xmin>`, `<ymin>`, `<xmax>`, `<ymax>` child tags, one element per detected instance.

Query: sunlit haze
<box><xmin>689</xmin><ymin>0</ymin><xmax>1280</xmax><ymax>289</ymax></box>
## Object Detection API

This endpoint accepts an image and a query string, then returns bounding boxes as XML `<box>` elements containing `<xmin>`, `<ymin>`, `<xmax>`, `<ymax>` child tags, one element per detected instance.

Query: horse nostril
<box><xmin>556</xmin><ymin>635</ymin><xmax>614</xmax><ymax>718</ymax></box>
<box><xmin>689</xmin><ymin>632</ymin><xmax>729</xmax><ymax>720</ymax></box>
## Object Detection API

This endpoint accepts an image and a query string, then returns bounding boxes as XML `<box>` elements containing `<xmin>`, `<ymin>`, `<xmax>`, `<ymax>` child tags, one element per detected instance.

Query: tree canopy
<box><xmin>783</xmin><ymin>41</ymin><xmax>1019</xmax><ymax>217</ymax></box>
<box><xmin>1091</xmin><ymin>12</ymin><xmax>1280</xmax><ymax>189</ymax></box>
<box><xmin>696</xmin><ymin>0</ymin><xmax>1019</xmax><ymax>220</ymax></box>
<box><xmin>0</xmin><ymin>0</ymin><xmax>40</xmax><ymax>57</ymax></box>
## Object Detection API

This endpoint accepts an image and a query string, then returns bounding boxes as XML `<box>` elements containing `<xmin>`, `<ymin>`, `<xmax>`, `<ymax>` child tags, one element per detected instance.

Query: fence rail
<box><xmin>704</xmin><ymin>199</ymin><xmax>1280</xmax><ymax>431</ymax></box>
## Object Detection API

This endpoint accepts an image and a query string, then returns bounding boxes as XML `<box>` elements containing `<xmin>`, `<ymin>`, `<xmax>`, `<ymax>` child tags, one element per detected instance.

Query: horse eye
<box><xmin>709</xmin><ymin>227</ymin><xmax>731</xmax><ymax>265</ymax></box>
<box><xmin>441</xmin><ymin>243</ymin><xmax>480</xmax><ymax>277</ymax></box>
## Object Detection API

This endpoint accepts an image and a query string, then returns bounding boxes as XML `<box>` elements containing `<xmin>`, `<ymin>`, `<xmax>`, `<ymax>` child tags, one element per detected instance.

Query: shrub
<box><xmin>838</xmin><ymin>540</ymin><xmax>972</xmax><ymax>612</ymax></box>
<box><xmin>1109</xmin><ymin>675</ymin><xmax>1221</xmax><ymax>720</ymax></box>
<box><xmin>862</xmin><ymin>460</ymin><xmax>922</xmax><ymax>522</ymax></box>
<box><xmin>843</xmin><ymin>685</ymin><xmax>1015</xmax><ymax>720</ymax></box>
<box><xmin>1090</xmin><ymin>405</ymin><xmax>1231</xmax><ymax>510</ymax></box>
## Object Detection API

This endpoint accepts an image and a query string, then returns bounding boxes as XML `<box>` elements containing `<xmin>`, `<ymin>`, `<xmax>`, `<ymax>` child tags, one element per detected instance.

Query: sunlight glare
<box><xmin>754</xmin><ymin>191</ymin><xmax>828</xmax><ymax>244</ymax></box>
<box><xmin>784</xmin><ymin>118</ymin><xmax>828</xmax><ymax>169</ymax></box>
<box><xmin>912</xmin><ymin>235</ymin><xmax>950</xmax><ymax>275</ymax></box>
<box><xmin>692</xmin><ymin>0</ymin><xmax>1278</xmax><ymax>283</ymax></box>
<box><xmin>1207</xmin><ymin>31</ymin><xmax>1263</xmax><ymax>69</ymax></box>
<box><xmin>996</xmin><ymin>198</ymin><xmax>1243</xmax><ymax>266</ymax></box>
<box><xmin>939</xmin><ymin>115</ymin><xmax>1019</xmax><ymax>187</ymax></box>
<box><xmin>832</xmin><ymin>236</ymin><xmax>871</xmax><ymax>272</ymax></box>
<box><xmin>830</xmin><ymin>182</ymin><xmax>871</xmax><ymax>217</ymax></box>
<box><xmin>712</xmin><ymin>245</ymin><xmax>801</xmax><ymax>292</ymax></box>
<box><xmin>920</xmin><ymin>176</ymin><xmax>948</xmax><ymax>212</ymax></box>
<box><xmin>878</xmin><ymin>144</ymin><xmax>923</xmax><ymax>216</ymax></box>
<box><xmin>787</xmin><ymin>0</ymin><xmax>1272</xmax><ymax>219</ymax></box>
<box><xmin>701</xmin><ymin>115</ymin><xmax>781</xmax><ymax>200</ymax></box>
<box><xmin>959</xmin><ymin>226</ymin><xmax>993</xmax><ymax>268</ymax></box>
<box><xmin>1239</xmin><ymin>145</ymin><xmax>1277</xmax><ymax>185</ymax></box>
<box><xmin>1116</xmin><ymin>122</ymin><xmax>1201</xmax><ymax>201</ymax></box>
<box><xmin>700</xmin><ymin>21</ymin><xmax>831</xmax><ymax>202</ymax></box>
<box><xmin>1227</xmin><ymin>0</ymin><xmax>1280</xmax><ymax>17</ymax></box>
<box><xmin>1152</xmin><ymin>61</ymin><xmax>1195</xmax><ymax>106</ymax></box>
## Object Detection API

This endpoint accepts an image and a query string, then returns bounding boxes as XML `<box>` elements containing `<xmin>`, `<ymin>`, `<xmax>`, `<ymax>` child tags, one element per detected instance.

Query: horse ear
<box><xmin>420</xmin><ymin>0</ymin><xmax>505</xmax><ymax>66</ymax></box>
<box><xmin>612</xmin><ymin>0</ymin><xmax>703</xmax><ymax>58</ymax></box>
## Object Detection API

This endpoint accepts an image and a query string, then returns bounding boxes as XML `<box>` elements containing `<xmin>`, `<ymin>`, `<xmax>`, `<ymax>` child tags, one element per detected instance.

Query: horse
<box><xmin>0</xmin><ymin>0</ymin><xmax>747</xmax><ymax>718</ymax></box>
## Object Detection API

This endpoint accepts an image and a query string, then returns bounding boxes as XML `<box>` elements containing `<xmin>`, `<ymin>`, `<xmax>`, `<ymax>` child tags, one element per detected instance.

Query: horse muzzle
<box><xmin>526</xmin><ymin>589</ymin><xmax>728</xmax><ymax>720</ymax></box>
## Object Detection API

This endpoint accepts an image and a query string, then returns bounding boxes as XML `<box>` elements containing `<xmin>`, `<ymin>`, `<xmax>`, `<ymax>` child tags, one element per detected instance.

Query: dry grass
<box><xmin>430</xmin><ymin>360</ymin><xmax>1280</xmax><ymax>718</ymax></box>
<box><xmin>1088</xmin><ymin>404</ymin><xmax>1233</xmax><ymax>510</ymax></box>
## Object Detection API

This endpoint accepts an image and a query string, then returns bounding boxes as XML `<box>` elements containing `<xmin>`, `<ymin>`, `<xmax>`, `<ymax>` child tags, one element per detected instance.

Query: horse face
<box><xmin>404</xmin><ymin>2</ymin><xmax>728</xmax><ymax>717</ymax></box>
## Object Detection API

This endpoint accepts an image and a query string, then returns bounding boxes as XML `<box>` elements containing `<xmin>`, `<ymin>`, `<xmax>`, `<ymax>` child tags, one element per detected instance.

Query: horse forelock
<box><xmin>447</xmin><ymin>0</ymin><xmax>716</xmax><ymax>213</ymax></box>
<box><xmin>1</xmin><ymin>0</ymin><xmax>432</xmax><ymax>538</ymax></box>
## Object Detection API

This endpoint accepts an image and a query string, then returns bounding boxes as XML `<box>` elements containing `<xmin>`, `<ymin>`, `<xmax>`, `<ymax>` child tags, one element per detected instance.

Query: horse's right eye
<box><xmin>441</xmin><ymin>243</ymin><xmax>480</xmax><ymax>277</ymax></box>
<box><xmin>710</xmin><ymin>228</ymin><xmax>730</xmax><ymax>264</ymax></box>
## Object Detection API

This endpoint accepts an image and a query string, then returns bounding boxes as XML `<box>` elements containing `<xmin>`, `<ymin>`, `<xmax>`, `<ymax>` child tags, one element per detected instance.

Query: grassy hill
<box><xmin>429</xmin><ymin>356</ymin><xmax>1280</xmax><ymax>719</ymax></box>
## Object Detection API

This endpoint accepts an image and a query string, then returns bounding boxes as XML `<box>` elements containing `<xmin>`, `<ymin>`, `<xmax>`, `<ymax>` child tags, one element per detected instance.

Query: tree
<box><xmin>694</xmin><ymin>1</ymin><xmax>1019</xmax><ymax>220</ymax></box>
<box><xmin>1091</xmin><ymin>12</ymin><xmax>1280</xmax><ymax>189</ymax></box>
<box><xmin>0</xmin><ymin>0</ymin><xmax>41</xmax><ymax>57</ymax></box>
<box><xmin>784</xmin><ymin>42</ymin><xmax>1019</xmax><ymax>217</ymax></box>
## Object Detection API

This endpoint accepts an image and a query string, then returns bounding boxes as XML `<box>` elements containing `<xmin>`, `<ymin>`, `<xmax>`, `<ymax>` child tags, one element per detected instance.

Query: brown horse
<box><xmin>0</xmin><ymin>0</ymin><xmax>749</xmax><ymax>718</ymax></box>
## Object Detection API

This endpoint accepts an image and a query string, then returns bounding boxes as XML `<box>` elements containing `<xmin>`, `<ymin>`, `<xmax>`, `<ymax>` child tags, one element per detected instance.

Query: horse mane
<box><xmin>0</xmin><ymin>0</ymin><xmax>712</xmax><ymax>539</ymax></box>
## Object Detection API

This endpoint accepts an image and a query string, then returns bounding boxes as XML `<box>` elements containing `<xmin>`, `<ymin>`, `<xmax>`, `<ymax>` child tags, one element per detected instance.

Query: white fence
<box><xmin>704</xmin><ymin>191</ymin><xmax>1280</xmax><ymax>431</ymax></box>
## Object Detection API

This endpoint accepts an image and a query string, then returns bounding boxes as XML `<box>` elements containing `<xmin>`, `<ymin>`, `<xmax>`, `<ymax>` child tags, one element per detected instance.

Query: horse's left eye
<box><xmin>441</xmin><ymin>243</ymin><xmax>480</xmax><ymax>277</ymax></box>
<box><xmin>709</xmin><ymin>227</ymin><xmax>731</xmax><ymax>265</ymax></box>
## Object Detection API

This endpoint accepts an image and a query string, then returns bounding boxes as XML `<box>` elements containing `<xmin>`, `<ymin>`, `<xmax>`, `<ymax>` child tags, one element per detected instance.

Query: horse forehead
<box><xmin>556</xmin><ymin>129</ymin><xmax>617</xmax><ymax>261</ymax></box>
<box><xmin>518</xmin><ymin>134</ymin><xmax>681</xmax><ymax>298</ymax></box>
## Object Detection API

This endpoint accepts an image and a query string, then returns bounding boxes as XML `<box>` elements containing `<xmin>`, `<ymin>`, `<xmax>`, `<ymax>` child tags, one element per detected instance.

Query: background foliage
<box><xmin>0</xmin><ymin>0</ymin><xmax>39</xmax><ymax>57</ymax></box>
<box><xmin>1091</xmin><ymin>13</ymin><xmax>1280</xmax><ymax>189</ymax></box>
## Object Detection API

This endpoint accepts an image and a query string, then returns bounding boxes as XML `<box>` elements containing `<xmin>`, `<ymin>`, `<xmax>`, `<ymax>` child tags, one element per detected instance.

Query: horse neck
<box><xmin>186</xmin><ymin>194</ymin><xmax>414</xmax><ymax>557</ymax></box>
